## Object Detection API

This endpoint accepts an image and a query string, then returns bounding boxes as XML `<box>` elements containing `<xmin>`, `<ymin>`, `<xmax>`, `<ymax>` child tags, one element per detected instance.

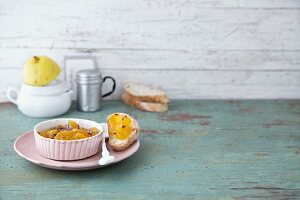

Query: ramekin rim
<box><xmin>33</xmin><ymin>118</ymin><xmax>103</xmax><ymax>142</ymax></box>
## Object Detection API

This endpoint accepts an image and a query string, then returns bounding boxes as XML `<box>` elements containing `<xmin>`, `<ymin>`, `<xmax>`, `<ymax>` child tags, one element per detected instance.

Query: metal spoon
<box><xmin>99</xmin><ymin>123</ymin><xmax>115</xmax><ymax>165</ymax></box>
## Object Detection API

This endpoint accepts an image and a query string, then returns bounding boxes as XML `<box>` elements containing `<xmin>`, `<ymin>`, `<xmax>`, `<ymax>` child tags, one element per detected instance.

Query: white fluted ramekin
<box><xmin>34</xmin><ymin>118</ymin><xmax>103</xmax><ymax>160</ymax></box>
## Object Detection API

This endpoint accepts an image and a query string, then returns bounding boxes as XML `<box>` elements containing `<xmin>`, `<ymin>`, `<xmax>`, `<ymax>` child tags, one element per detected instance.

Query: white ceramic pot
<box><xmin>6</xmin><ymin>80</ymin><xmax>73</xmax><ymax>118</ymax></box>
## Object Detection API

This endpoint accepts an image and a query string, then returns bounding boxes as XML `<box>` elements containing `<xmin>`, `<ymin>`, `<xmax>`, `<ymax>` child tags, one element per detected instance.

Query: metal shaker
<box><xmin>76</xmin><ymin>69</ymin><xmax>116</xmax><ymax>112</ymax></box>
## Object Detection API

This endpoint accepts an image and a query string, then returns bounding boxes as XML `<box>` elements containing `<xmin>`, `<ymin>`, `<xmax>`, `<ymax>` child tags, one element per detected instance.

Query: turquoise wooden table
<box><xmin>0</xmin><ymin>100</ymin><xmax>300</xmax><ymax>199</ymax></box>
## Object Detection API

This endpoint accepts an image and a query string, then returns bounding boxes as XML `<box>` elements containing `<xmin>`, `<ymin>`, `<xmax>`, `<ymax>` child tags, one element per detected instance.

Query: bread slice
<box><xmin>107</xmin><ymin>113</ymin><xmax>139</xmax><ymax>151</ymax></box>
<box><xmin>122</xmin><ymin>92</ymin><xmax>168</xmax><ymax>112</ymax></box>
<box><xmin>124</xmin><ymin>82</ymin><xmax>169</xmax><ymax>103</ymax></box>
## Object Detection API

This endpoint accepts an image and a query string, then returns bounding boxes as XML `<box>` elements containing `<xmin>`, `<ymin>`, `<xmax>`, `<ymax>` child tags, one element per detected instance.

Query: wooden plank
<box><xmin>1</xmin><ymin>68</ymin><xmax>300</xmax><ymax>102</ymax></box>
<box><xmin>0</xmin><ymin>0</ymin><xmax>299</xmax><ymax>101</ymax></box>
<box><xmin>1</xmin><ymin>48</ymin><xmax>300</xmax><ymax>70</ymax></box>
<box><xmin>1</xmin><ymin>0</ymin><xmax>300</xmax><ymax>13</ymax></box>
<box><xmin>0</xmin><ymin>3</ymin><xmax>299</xmax><ymax>51</ymax></box>
<box><xmin>0</xmin><ymin>100</ymin><xmax>299</xmax><ymax>199</ymax></box>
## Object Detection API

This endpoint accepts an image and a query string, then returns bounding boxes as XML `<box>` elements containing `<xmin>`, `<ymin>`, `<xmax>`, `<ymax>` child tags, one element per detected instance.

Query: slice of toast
<box><xmin>124</xmin><ymin>82</ymin><xmax>169</xmax><ymax>103</ymax></box>
<box><xmin>107</xmin><ymin>113</ymin><xmax>139</xmax><ymax>151</ymax></box>
<box><xmin>122</xmin><ymin>92</ymin><xmax>168</xmax><ymax>112</ymax></box>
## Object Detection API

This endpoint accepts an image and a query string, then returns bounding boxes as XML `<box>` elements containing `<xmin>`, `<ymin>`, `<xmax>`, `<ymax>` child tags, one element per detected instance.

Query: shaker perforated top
<box><xmin>76</xmin><ymin>69</ymin><xmax>102</xmax><ymax>84</ymax></box>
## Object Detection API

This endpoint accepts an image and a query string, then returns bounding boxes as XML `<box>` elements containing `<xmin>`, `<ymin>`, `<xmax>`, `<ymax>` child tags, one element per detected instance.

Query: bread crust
<box><xmin>122</xmin><ymin>92</ymin><xmax>168</xmax><ymax>112</ymax></box>
<box><xmin>107</xmin><ymin>115</ymin><xmax>139</xmax><ymax>151</ymax></box>
<box><xmin>124</xmin><ymin>83</ymin><xmax>169</xmax><ymax>103</ymax></box>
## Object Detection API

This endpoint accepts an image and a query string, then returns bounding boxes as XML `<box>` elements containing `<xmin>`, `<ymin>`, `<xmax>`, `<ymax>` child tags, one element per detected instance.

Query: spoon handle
<box><xmin>101</xmin><ymin>137</ymin><xmax>109</xmax><ymax>157</ymax></box>
<box><xmin>99</xmin><ymin>123</ymin><xmax>115</xmax><ymax>166</ymax></box>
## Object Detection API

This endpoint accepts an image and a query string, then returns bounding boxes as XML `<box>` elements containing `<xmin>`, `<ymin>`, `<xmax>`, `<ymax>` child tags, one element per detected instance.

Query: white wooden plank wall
<box><xmin>0</xmin><ymin>0</ymin><xmax>299</xmax><ymax>101</ymax></box>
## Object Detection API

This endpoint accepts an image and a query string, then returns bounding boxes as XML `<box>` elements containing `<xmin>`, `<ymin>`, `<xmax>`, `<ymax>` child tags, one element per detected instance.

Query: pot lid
<box><xmin>76</xmin><ymin>69</ymin><xmax>102</xmax><ymax>84</ymax></box>
<box><xmin>21</xmin><ymin>79</ymin><xmax>70</xmax><ymax>96</ymax></box>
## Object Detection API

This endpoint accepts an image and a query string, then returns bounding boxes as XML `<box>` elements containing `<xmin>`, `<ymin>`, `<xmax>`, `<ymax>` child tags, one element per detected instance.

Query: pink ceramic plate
<box><xmin>14</xmin><ymin>130</ymin><xmax>140</xmax><ymax>170</ymax></box>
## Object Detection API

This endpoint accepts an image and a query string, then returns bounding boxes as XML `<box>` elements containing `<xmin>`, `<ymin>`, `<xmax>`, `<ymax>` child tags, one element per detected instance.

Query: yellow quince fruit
<box><xmin>23</xmin><ymin>56</ymin><xmax>61</xmax><ymax>86</ymax></box>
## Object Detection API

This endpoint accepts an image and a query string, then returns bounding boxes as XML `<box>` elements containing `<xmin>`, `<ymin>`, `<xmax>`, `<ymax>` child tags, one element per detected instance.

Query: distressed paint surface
<box><xmin>0</xmin><ymin>0</ymin><xmax>300</xmax><ymax>101</ymax></box>
<box><xmin>0</xmin><ymin>100</ymin><xmax>300</xmax><ymax>199</ymax></box>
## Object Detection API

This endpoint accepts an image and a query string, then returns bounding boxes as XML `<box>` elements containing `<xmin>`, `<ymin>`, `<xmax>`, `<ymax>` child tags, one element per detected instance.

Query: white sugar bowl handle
<box><xmin>6</xmin><ymin>87</ymin><xmax>19</xmax><ymax>105</ymax></box>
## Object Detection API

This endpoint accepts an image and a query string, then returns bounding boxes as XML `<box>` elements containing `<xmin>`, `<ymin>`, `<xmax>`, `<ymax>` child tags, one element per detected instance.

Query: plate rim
<box><xmin>14</xmin><ymin>130</ymin><xmax>140</xmax><ymax>171</ymax></box>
